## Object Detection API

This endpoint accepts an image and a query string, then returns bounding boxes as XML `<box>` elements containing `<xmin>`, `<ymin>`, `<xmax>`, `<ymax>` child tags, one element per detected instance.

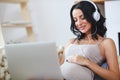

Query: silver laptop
<box><xmin>5</xmin><ymin>42</ymin><xmax>63</xmax><ymax>80</ymax></box>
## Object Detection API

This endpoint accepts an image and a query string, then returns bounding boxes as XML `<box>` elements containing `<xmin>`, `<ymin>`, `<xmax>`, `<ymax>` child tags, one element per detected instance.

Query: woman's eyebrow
<box><xmin>79</xmin><ymin>14</ymin><xmax>84</xmax><ymax>18</ymax></box>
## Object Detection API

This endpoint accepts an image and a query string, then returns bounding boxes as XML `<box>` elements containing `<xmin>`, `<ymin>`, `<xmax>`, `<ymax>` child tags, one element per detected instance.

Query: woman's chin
<box><xmin>80</xmin><ymin>30</ymin><xmax>89</xmax><ymax>34</ymax></box>
<box><xmin>80</xmin><ymin>31</ymin><xmax>86</xmax><ymax>34</ymax></box>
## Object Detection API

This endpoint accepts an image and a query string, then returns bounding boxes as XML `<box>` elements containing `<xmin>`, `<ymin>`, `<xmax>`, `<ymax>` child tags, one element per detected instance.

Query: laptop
<box><xmin>5</xmin><ymin>42</ymin><xmax>63</xmax><ymax>80</ymax></box>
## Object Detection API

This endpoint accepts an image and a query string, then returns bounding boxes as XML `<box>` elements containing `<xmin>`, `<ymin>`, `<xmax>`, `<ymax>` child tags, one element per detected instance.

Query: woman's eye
<box><xmin>81</xmin><ymin>17</ymin><xmax>85</xmax><ymax>20</ymax></box>
<box><xmin>73</xmin><ymin>16</ymin><xmax>85</xmax><ymax>22</ymax></box>
<box><xmin>80</xmin><ymin>16</ymin><xmax>85</xmax><ymax>20</ymax></box>
<box><xmin>74</xmin><ymin>19</ymin><xmax>77</xmax><ymax>22</ymax></box>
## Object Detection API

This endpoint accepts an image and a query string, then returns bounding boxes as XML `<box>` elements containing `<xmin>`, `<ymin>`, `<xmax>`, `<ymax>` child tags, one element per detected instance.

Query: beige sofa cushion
<box><xmin>118</xmin><ymin>56</ymin><xmax>120</xmax><ymax>64</ymax></box>
<box><xmin>0</xmin><ymin>49</ymin><xmax>10</xmax><ymax>80</ymax></box>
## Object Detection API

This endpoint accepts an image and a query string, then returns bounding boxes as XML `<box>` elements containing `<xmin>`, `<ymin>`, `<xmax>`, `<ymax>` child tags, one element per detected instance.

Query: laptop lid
<box><xmin>5</xmin><ymin>42</ymin><xmax>63</xmax><ymax>80</ymax></box>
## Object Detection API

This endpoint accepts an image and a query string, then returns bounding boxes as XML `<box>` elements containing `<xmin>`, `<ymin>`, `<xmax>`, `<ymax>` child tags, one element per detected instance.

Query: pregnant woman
<box><xmin>60</xmin><ymin>0</ymin><xmax>120</xmax><ymax>80</ymax></box>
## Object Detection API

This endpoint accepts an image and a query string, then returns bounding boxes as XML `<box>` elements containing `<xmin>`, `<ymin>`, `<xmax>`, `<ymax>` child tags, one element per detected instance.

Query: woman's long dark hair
<box><xmin>70</xmin><ymin>1</ymin><xmax>107</xmax><ymax>40</ymax></box>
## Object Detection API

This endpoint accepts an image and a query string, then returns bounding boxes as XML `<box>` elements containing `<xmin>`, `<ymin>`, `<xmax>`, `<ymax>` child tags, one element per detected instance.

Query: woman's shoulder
<box><xmin>65</xmin><ymin>38</ymin><xmax>76</xmax><ymax>48</ymax></box>
<box><xmin>103</xmin><ymin>38</ymin><xmax>115</xmax><ymax>44</ymax></box>
<box><xmin>102</xmin><ymin>38</ymin><xmax>116</xmax><ymax>47</ymax></box>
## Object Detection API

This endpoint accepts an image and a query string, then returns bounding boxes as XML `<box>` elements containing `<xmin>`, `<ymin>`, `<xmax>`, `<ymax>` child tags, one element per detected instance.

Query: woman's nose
<box><xmin>76</xmin><ymin>19</ymin><xmax>82</xmax><ymax>25</ymax></box>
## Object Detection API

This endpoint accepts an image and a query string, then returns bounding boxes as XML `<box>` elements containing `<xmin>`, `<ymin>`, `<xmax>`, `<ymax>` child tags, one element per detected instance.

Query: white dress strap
<box><xmin>97</xmin><ymin>38</ymin><xmax>105</xmax><ymax>45</ymax></box>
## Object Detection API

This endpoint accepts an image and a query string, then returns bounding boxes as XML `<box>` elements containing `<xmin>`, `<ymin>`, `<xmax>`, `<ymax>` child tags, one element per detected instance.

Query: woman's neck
<box><xmin>84</xmin><ymin>34</ymin><xmax>92</xmax><ymax>40</ymax></box>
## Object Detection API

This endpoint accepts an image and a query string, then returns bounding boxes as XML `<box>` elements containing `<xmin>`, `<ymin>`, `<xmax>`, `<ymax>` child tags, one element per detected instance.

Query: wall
<box><xmin>0</xmin><ymin>0</ymin><xmax>75</xmax><ymax>46</ymax></box>
<box><xmin>28</xmin><ymin>0</ymin><xmax>75</xmax><ymax>46</ymax></box>
<box><xmin>0</xmin><ymin>0</ymin><xmax>104</xmax><ymax>47</ymax></box>
<box><xmin>105</xmin><ymin>0</ymin><xmax>120</xmax><ymax>55</ymax></box>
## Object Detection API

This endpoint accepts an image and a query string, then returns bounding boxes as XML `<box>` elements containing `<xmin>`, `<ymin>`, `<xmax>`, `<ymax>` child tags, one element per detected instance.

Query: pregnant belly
<box><xmin>60</xmin><ymin>62</ymin><xmax>93</xmax><ymax>80</ymax></box>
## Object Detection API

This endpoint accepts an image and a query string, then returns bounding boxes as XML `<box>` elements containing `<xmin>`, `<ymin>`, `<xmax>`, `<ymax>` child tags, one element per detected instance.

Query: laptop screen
<box><xmin>5</xmin><ymin>42</ymin><xmax>63</xmax><ymax>80</ymax></box>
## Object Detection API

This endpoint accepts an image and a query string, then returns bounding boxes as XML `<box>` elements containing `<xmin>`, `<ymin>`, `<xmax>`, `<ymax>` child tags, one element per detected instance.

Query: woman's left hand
<box><xmin>67</xmin><ymin>54</ymin><xmax>89</xmax><ymax>66</ymax></box>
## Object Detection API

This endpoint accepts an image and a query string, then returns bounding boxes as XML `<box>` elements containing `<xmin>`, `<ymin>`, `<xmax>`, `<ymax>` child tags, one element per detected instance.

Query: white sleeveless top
<box><xmin>60</xmin><ymin>40</ymin><xmax>104</xmax><ymax>80</ymax></box>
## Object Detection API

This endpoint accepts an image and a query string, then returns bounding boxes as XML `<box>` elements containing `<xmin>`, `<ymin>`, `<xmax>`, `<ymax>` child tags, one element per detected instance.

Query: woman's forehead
<box><xmin>72</xmin><ymin>9</ymin><xmax>83</xmax><ymax>17</ymax></box>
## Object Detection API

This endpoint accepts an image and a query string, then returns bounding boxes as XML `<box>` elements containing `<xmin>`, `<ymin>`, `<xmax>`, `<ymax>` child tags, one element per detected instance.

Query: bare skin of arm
<box><xmin>68</xmin><ymin>38</ymin><xmax>120</xmax><ymax>80</ymax></box>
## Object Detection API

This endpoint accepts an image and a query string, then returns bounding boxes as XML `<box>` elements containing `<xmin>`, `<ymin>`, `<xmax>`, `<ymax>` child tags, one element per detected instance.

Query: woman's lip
<box><xmin>79</xmin><ymin>26</ymin><xmax>85</xmax><ymax>30</ymax></box>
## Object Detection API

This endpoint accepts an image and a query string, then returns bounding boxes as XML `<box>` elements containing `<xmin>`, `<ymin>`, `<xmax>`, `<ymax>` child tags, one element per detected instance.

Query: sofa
<box><xmin>0</xmin><ymin>48</ymin><xmax>10</xmax><ymax>80</ymax></box>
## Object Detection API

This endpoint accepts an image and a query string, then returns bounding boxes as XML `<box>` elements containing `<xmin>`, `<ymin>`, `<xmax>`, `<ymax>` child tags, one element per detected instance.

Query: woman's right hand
<box><xmin>67</xmin><ymin>54</ymin><xmax>90</xmax><ymax>66</ymax></box>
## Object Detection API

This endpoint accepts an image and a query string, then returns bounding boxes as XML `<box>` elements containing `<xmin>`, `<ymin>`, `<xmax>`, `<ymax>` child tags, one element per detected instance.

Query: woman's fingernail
<box><xmin>66</xmin><ymin>60</ymin><xmax>68</xmax><ymax>62</ymax></box>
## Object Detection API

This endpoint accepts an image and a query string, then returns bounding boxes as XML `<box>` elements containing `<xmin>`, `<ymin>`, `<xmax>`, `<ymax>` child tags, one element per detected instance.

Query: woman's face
<box><xmin>72</xmin><ymin>9</ymin><xmax>92</xmax><ymax>35</ymax></box>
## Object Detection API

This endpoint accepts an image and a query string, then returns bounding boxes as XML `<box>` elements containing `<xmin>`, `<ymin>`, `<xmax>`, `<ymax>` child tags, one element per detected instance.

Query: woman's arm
<box><xmin>86</xmin><ymin>38</ymin><xmax>120</xmax><ymax>80</ymax></box>
<box><xmin>68</xmin><ymin>38</ymin><xmax>120</xmax><ymax>80</ymax></box>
